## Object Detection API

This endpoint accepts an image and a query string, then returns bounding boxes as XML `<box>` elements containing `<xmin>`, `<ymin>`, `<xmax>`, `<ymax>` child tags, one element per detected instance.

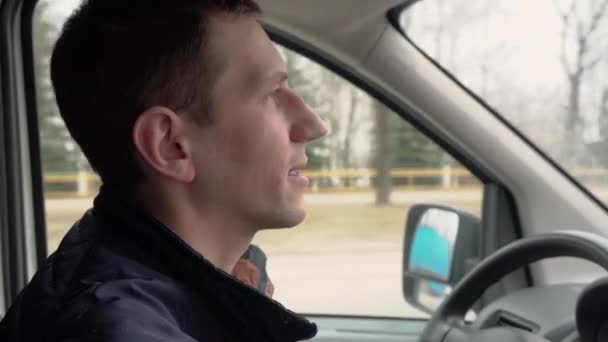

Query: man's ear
<box><xmin>132</xmin><ymin>106</ymin><xmax>195</xmax><ymax>183</ymax></box>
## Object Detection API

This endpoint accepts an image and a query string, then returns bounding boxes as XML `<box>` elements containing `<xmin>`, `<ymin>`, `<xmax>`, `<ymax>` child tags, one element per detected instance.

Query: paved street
<box><xmin>267</xmin><ymin>250</ymin><xmax>428</xmax><ymax>318</ymax></box>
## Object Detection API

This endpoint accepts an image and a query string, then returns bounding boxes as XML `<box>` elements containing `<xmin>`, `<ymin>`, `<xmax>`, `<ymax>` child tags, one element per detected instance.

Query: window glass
<box><xmin>34</xmin><ymin>0</ymin><xmax>482</xmax><ymax>318</ymax></box>
<box><xmin>254</xmin><ymin>46</ymin><xmax>482</xmax><ymax>317</ymax></box>
<box><xmin>34</xmin><ymin>0</ymin><xmax>95</xmax><ymax>254</ymax></box>
<box><xmin>401</xmin><ymin>0</ymin><xmax>608</xmax><ymax>206</ymax></box>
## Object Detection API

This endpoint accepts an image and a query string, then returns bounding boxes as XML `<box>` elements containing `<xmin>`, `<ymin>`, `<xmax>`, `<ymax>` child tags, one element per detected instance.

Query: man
<box><xmin>0</xmin><ymin>0</ymin><xmax>327</xmax><ymax>340</ymax></box>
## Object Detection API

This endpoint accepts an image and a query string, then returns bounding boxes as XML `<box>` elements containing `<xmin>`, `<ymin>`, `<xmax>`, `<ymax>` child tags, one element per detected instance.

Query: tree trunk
<box><xmin>341</xmin><ymin>89</ymin><xmax>358</xmax><ymax>187</ymax></box>
<box><xmin>601</xmin><ymin>87</ymin><xmax>608</xmax><ymax>120</ymax></box>
<box><xmin>600</xmin><ymin>87</ymin><xmax>608</xmax><ymax>140</ymax></box>
<box><xmin>374</xmin><ymin>103</ymin><xmax>391</xmax><ymax>205</ymax></box>
<box><xmin>566</xmin><ymin>75</ymin><xmax>582</xmax><ymax>135</ymax></box>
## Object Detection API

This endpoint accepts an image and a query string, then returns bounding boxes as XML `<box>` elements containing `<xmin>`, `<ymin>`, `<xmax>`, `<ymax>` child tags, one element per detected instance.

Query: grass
<box><xmin>254</xmin><ymin>204</ymin><xmax>409</xmax><ymax>253</ymax></box>
<box><xmin>44</xmin><ymin>192</ymin><xmax>482</xmax><ymax>255</ymax></box>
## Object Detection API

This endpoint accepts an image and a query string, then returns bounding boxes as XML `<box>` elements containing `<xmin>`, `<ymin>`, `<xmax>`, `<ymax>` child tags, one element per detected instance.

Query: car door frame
<box><xmin>0</xmin><ymin>0</ymin><xmax>47</xmax><ymax>313</ymax></box>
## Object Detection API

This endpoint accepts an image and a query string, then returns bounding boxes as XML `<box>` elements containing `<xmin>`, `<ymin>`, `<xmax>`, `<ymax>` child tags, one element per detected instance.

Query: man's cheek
<box><xmin>223</xmin><ymin>125</ymin><xmax>255</xmax><ymax>165</ymax></box>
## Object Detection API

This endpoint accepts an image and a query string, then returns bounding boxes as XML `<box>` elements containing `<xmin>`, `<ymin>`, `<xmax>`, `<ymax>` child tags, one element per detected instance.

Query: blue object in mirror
<box><xmin>408</xmin><ymin>209</ymin><xmax>459</xmax><ymax>284</ymax></box>
<box><xmin>409</xmin><ymin>225</ymin><xmax>451</xmax><ymax>283</ymax></box>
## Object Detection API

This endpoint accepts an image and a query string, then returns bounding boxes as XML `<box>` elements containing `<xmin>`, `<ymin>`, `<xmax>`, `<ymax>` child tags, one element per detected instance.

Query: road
<box><xmin>267</xmin><ymin>249</ymin><xmax>428</xmax><ymax>318</ymax></box>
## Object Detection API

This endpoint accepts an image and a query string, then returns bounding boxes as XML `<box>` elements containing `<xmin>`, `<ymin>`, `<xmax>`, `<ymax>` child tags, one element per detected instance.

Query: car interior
<box><xmin>2</xmin><ymin>0</ymin><xmax>608</xmax><ymax>341</ymax></box>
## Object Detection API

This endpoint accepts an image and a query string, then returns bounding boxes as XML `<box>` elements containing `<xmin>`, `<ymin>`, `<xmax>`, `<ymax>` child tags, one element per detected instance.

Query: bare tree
<box><xmin>373</xmin><ymin>101</ymin><xmax>392</xmax><ymax>205</ymax></box>
<box><xmin>339</xmin><ymin>88</ymin><xmax>362</xmax><ymax>186</ymax></box>
<box><xmin>599</xmin><ymin>87</ymin><xmax>608</xmax><ymax>139</ymax></box>
<box><xmin>602</xmin><ymin>88</ymin><xmax>608</xmax><ymax>120</ymax></box>
<box><xmin>590</xmin><ymin>86</ymin><xmax>608</xmax><ymax>166</ymax></box>
<box><xmin>320</xmin><ymin>71</ymin><xmax>345</xmax><ymax>174</ymax></box>
<box><xmin>555</xmin><ymin>0</ymin><xmax>608</xmax><ymax>135</ymax></box>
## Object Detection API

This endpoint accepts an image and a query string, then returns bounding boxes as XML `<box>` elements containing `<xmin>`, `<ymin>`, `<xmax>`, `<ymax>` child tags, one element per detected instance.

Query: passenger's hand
<box><xmin>232</xmin><ymin>258</ymin><xmax>274</xmax><ymax>299</ymax></box>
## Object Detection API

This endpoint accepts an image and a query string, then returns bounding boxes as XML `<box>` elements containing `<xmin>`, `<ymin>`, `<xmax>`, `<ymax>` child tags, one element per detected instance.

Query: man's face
<box><xmin>186</xmin><ymin>14</ymin><xmax>327</xmax><ymax>231</ymax></box>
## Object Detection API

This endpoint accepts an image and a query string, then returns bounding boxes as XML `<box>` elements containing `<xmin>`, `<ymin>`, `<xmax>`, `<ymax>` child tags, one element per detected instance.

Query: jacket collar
<box><xmin>92</xmin><ymin>186</ymin><xmax>317</xmax><ymax>341</ymax></box>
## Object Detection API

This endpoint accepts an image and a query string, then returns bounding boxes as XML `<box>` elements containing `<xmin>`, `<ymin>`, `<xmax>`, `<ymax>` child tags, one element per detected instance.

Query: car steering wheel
<box><xmin>418</xmin><ymin>230</ymin><xmax>608</xmax><ymax>342</ymax></box>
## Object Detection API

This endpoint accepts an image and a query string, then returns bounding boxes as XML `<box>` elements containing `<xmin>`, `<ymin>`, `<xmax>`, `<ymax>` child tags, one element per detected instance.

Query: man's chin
<box><xmin>261</xmin><ymin>207</ymin><xmax>307</xmax><ymax>230</ymax></box>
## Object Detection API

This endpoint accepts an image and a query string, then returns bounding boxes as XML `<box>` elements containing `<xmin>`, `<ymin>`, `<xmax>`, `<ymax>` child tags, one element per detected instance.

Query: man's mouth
<box><xmin>288</xmin><ymin>162</ymin><xmax>309</xmax><ymax>186</ymax></box>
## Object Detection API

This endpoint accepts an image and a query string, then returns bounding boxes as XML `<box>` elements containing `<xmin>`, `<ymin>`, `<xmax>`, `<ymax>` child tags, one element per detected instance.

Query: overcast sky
<box><xmin>37</xmin><ymin>0</ymin><xmax>607</xmax><ymax>151</ymax></box>
<box><xmin>41</xmin><ymin>0</ymin><xmax>81</xmax><ymax>22</ymax></box>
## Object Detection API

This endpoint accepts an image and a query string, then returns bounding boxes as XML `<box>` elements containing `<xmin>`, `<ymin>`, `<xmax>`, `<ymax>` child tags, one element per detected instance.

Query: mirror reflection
<box><xmin>408</xmin><ymin>208</ymin><xmax>459</xmax><ymax>281</ymax></box>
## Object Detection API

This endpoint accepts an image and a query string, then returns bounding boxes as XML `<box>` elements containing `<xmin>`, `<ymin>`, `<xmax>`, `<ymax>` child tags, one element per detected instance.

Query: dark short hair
<box><xmin>50</xmin><ymin>0</ymin><xmax>260</xmax><ymax>188</ymax></box>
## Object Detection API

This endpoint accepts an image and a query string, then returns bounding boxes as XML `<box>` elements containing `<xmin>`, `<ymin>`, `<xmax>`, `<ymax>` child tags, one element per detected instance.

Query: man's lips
<box><xmin>288</xmin><ymin>162</ymin><xmax>309</xmax><ymax>186</ymax></box>
<box><xmin>288</xmin><ymin>161</ymin><xmax>308</xmax><ymax>176</ymax></box>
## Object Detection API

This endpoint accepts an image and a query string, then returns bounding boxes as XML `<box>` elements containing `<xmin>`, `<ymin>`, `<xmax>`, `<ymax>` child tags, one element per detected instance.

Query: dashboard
<box><xmin>473</xmin><ymin>284</ymin><xmax>582</xmax><ymax>342</ymax></box>
<box><xmin>308</xmin><ymin>284</ymin><xmax>584</xmax><ymax>342</ymax></box>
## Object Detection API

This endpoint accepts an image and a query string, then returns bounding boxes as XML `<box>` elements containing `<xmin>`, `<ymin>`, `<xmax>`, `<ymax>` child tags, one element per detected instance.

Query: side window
<box><xmin>34</xmin><ymin>1</ymin><xmax>97</xmax><ymax>254</ymax></box>
<box><xmin>252</xmin><ymin>46</ymin><xmax>483</xmax><ymax>317</ymax></box>
<box><xmin>33</xmin><ymin>2</ymin><xmax>482</xmax><ymax>318</ymax></box>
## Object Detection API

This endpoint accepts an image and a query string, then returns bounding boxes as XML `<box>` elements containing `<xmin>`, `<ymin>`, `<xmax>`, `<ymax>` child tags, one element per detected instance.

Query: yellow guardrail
<box><xmin>42</xmin><ymin>167</ymin><xmax>608</xmax><ymax>197</ymax></box>
<box><xmin>301</xmin><ymin>168</ymin><xmax>472</xmax><ymax>178</ymax></box>
<box><xmin>44</xmin><ymin>173</ymin><xmax>101</xmax><ymax>182</ymax></box>
<box><xmin>43</xmin><ymin>168</ymin><xmax>475</xmax><ymax>183</ymax></box>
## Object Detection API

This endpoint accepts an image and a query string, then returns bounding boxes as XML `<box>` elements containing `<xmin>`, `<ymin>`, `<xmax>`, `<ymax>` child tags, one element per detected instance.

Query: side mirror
<box><xmin>402</xmin><ymin>204</ymin><xmax>480</xmax><ymax>314</ymax></box>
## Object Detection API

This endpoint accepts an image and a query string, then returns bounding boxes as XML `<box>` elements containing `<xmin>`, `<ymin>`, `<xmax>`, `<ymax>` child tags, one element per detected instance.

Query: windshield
<box><xmin>400</xmin><ymin>0</ymin><xmax>608</xmax><ymax>206</ymax></box>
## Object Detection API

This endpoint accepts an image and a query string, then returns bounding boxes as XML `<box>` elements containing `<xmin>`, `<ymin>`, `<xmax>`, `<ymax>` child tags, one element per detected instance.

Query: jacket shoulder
<box><xmin>52</xmin><ymin>278</ymin><xmax>202</xmax><ymax>342</ymax></box>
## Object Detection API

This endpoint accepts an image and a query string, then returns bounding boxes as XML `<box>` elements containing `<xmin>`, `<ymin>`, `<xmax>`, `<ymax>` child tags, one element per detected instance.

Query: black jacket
<box><xmin>0</xmin><ymin>187</ymin><xmax>317</xmax><ymax>341</ymax></box>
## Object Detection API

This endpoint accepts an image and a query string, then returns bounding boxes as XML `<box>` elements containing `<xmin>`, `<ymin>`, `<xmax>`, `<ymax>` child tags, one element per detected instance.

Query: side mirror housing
<box><xmin>402</xmin><ymin>204</ymin><xmax>480</xmax><ymax>314</ymax></box>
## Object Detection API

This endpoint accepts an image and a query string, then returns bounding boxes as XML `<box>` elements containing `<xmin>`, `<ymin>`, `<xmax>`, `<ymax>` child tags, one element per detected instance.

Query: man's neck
<box><xmin>168</xmin><ymin>208</ymin><xmax>255</xmax><ymax>273</ymax></box>
<box><xmin>133</xmin><ymin>185</ymin><xmax>255</xmax><ymax>273</ymax></box>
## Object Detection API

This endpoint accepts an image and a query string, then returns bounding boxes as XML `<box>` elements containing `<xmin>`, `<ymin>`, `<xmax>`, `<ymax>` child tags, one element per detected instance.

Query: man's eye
<box><xmin>267</xmin><ymin>88</ymin><xmax>282</xmax><ymax>100</ymax></box>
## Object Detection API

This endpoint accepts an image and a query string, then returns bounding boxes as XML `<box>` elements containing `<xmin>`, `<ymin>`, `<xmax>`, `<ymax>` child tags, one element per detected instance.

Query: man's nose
<box><xmin>290</xmin><ymin>102</ymin><xmax>329</xmax><ymax>143</ymax></box>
